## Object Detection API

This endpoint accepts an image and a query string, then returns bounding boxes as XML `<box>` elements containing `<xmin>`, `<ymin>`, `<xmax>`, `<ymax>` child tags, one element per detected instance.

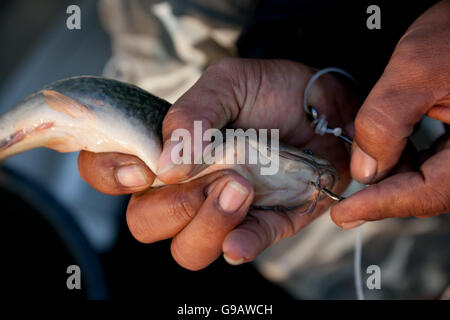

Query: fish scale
<box><xmin>43</xmin><ymin>76</ymin><xmax>172</xmax><ymax>138</ymax></box>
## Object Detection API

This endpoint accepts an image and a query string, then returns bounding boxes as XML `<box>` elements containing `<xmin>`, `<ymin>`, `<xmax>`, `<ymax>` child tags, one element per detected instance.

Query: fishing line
<box><xmin>354</xmin><ymin>225</ymin><xmax>365</xmax><ymax>300</ymax></box>
<box><xmin>303</xmin><ymin>67</ymin><xmax>365</xmax><ymax>300</ymax></box>
<box><xmin>303</xmin><ymin>67</ymin><xmax>357</xmax><ymax>145</ymax></box>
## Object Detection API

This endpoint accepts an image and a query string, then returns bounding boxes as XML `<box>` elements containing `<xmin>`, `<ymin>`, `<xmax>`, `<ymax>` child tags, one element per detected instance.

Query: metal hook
<box><xmin>302</xmin><ymin>67</ymin><xmax>359</xmax><ymax>203</ymax></box>
<box><xmin>321</xmin><ymin>187</ymin><xmax>346</xmax><ymax>201</ymax></box>
<box><xmin>338</xmin><ymin>133</ymin><xmax>353</xmax><ymax>145</ymax></box>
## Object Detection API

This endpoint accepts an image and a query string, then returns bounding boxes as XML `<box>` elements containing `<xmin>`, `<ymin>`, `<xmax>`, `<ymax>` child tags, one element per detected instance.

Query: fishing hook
<box><xmin>303</xmin><ymin>67</ymin><xmax>358</xmax><ymax>202</ymax></box>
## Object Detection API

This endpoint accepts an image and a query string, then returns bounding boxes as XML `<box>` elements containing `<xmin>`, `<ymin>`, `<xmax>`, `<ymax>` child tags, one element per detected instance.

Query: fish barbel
<box><xmin>0</xmin><ymin>76</ymin><xmax>337</xmax><ymax>211</ymax></box>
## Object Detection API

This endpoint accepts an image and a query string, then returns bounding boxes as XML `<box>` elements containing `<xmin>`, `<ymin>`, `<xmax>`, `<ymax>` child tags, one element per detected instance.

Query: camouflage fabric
<box><xmin>99</xmin><ymin>0</ymin><xmax>252</xmax><ymax>102</ymax></box>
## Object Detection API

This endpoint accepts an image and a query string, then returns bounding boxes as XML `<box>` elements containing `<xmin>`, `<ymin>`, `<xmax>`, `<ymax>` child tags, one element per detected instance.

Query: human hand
<box><xmin>331</xmin><ymin>0</ymin><xmax>450</xmax><ymax>229</ymax></box>
<box><xmin>79</xmin><ymin>58</ymin><xmax>359</xmax><ymax>270</ymax></box>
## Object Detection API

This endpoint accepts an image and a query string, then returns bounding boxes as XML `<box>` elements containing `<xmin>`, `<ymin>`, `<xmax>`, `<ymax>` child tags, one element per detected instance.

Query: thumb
<box><xmin>78</xmin><ymin>151</ymin><xmax>155</xmax><ymax>195</ymax></box>
<box><xmin>351</xmin><ymin>45</ymin><xmax>448</xmax><ymax>184</ymax></box>
<box><xmin>156</xmin><ymin>59</ymin><xmax>242</xmax><ymax>183</ymax></box>
<box><xmin>352</xmin><ymin>1</ymin><xmax>450</xmax><ymax>184</ymax></box>
<box><xmin>331</xmin><ymin>147</ymin><xmax>450</xmax><ymax>227</ymax></box>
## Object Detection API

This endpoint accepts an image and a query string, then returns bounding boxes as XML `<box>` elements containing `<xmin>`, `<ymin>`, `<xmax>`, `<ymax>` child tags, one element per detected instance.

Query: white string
<box><xmin>354</xmin><ymin>225</ymin><xmax>365</xmax><ymax>300</ymax></box>
<box><xmin>303</xmin><ymin>67</ymin><xmax>365</xmax><ymax>300</ymax></box>
<box><xmin>303</xmin><ymin>67</ymin><xmax>357</xmax><ymax>137</ymax></box>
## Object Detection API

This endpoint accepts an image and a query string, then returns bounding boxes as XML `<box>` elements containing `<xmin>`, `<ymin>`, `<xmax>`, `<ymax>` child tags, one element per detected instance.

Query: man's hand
<box><xmin>331</xmin><ymin>0</ymin><xmax>450</xmax><ymax>229</ymax></box>
<box><xmin>78</xmin><ymin>58</ymin><xmax>359</xmax><ymax>270</ymax></box>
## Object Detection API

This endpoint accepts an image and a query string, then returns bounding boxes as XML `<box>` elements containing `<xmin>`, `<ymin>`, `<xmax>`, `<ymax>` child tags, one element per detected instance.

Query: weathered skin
<box><xmin>0</xmin><ymin>76</ymin><xmax>337</xmax><ymax>211</ymax></box>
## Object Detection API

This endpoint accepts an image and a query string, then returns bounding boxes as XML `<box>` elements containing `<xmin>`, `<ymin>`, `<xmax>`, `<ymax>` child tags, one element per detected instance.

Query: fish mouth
<box><xmin>278</xmin><ymin>148</ymin><xmax>338</xmax><ymax>189</ymax></box>
<box><xmin>251</xmin><ymin>148</ymin><xmax>339</xmax><ymax>214</ymax></box>
<box><xmin>301</xmin><ymin>157</ymin><xmax>339</xmax><ymax>212</ymax></box>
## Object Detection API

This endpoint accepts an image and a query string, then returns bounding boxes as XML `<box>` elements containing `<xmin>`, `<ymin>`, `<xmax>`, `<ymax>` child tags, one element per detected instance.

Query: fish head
<box><xmin>246</xmin><ymin>144</ymin><xmax>338</xmax><ymax>212</ymax></box>
<box><xmin>196</xmin><ymin>134</ymin><xmax>338</xmax><ymax>212</ymax></box>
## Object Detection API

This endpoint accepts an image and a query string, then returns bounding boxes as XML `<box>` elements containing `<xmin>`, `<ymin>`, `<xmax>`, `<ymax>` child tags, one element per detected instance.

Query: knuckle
<box><xmin>248</xmin><ymin>212</ymin><xmax>279</xmax><ymax>246</ymax></box>
<box><xmin>278</xmin><ymin>212</ymin><xmax>297</xmax><ymax>239</ymax></box>
<box><xmin>164</xmin><ymin>104</ymin><xmax>183</xmax><ymax>122</ymax></box>
<box><xmin>424</xmin><ymin>183</ymin><xmax>450</xmax><ymax>216</ymax></box>
<box><xmin>419</xmin><ymin>161</ymin><xmax>450</xmax><ymax>216</ymax></box>
<box><xmin>355</xmin><ymin>106</ymin><xmax>390</xmax><ymax>142</ymax></box>
<box><xmin>205</xmin><ymin>58</ymin><xmax>242</xmax><ymax>99</ymax></box>
<box><xmin>411</xmin><ymin>195</ymin><xmax>430</xmax><ymax>217</ymax></box>
<box><xmin>356</xmin><ymin>99</ymin><xmax>411</xmax><ymax>146</ymax></box>
<box><xmin>162</xmin><ymin>105</ymin><xmax>190</xmax><ymax>134</ymax></box>
<box><xmin>209</xmin><ymin>57</ymin><xmax>240</xmax><ymax>73</ymax></box>
<box><xmin>202</xmin><ymin>58</ymin><xmax>241</xmax><ymax>87</ymax></box>
<box><xmin>167</xmin><ymin>190</ymin><xmax>197</xmax><ymax>223</ymax></box>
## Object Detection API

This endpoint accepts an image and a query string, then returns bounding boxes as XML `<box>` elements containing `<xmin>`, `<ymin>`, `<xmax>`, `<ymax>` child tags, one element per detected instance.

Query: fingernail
<box><xmin>341</xmin><ymin>220</ymin><xmax>365</xmax><ymax>230</ymax></box>
<box><xmin>219</xmin><ymin>181</ymin><xmax>249</xmax><ymax>213</ymax></box>
<box><xmin>351</xmin><ymin>144</ymin><xmax>377</xmax><ymax>184</ymax></box>
<box><xmin>223</xmin><ymin>253</ymin><xmax>245</xmax><ymax>266</ymax></box>
<box><xmin>116</xmin><ymin>164</ymin><xmax>147</xmax><ymax>187</ymax></box>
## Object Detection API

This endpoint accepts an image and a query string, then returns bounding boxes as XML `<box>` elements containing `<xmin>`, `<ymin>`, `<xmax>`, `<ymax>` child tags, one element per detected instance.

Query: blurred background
<box><xmin>0</xmin><ymin>0</ymin><xmax>448</xmax><ymax>300</ymax></box>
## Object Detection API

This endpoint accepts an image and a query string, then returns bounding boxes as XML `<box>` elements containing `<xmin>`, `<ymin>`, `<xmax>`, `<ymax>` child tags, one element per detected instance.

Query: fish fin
<box><xmin>43</xmin><ymin>90</ymin><xmax>94</xmax><ymax>119</ymax></box>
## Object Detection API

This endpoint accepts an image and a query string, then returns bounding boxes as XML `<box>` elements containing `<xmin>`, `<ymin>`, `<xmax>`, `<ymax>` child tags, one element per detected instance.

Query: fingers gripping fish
<box><xmin>0</xmin><ymin>76</ymin><xmax>338</xmax><ymax>212</ymax></box>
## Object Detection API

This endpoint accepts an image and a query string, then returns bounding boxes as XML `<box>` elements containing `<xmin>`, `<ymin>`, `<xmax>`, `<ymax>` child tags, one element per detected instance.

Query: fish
<box><xmin>0</xmin><ymin>76</ymin><xmax>338</xmax><ymax>212</ymax></box>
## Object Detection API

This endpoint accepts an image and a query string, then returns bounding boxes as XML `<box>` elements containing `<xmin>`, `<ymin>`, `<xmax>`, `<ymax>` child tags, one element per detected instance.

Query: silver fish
<box><xmin>0</xmin><ymin>76</ymin><xmax>337</xmax><ymax>212</ymax></box>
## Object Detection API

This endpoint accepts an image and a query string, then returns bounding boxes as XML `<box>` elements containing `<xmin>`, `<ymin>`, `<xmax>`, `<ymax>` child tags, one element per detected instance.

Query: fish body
<box><xmin>0</xmin><ymin>76</ymin><xmax>337</xmax><ymax>211</ymax></box>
